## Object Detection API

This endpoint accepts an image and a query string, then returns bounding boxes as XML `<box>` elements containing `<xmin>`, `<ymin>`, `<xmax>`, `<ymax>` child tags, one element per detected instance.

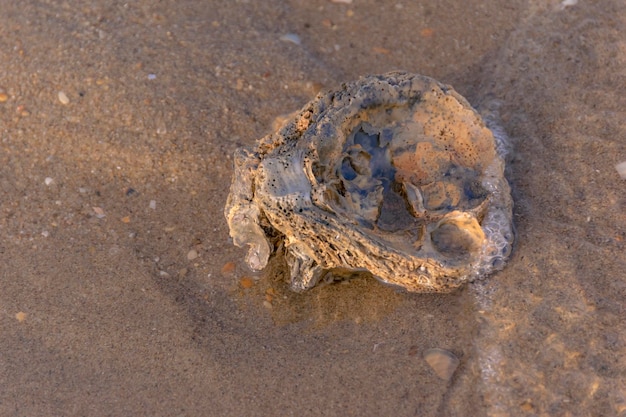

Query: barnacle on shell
<box><xmin>224</xmin><ymin>72</ymin><xmax>514</xmax><ymax>292</ymax></box>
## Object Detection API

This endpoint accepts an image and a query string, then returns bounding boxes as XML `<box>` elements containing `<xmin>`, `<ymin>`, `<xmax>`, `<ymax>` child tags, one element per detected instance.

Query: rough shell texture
<box><xmin>224</xmin><ymin>72</ymin><xmax>514</xmax><ymax>292</ymax></box>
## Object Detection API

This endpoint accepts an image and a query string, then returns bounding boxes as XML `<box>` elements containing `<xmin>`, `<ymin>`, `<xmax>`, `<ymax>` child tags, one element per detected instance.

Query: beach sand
<box><xmin>1</xmin><ymin>1</ymin><xmax>624</xmax><ymax>415</ymax></box>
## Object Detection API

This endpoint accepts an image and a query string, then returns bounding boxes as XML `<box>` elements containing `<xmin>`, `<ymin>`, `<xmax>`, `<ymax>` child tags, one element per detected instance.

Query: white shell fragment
<box><xmin>615</xmin><ymin>160</ymin><xmax>626</xmax><ymax>179</ymax></box>
<box><xmin>57</xmin><ymin>91</ymin><xmax>70</xmax><ymax>105</ymax></box>
<box><xmin>224</xmin><ymin>72</ymin><xmax>514</xmax><ymax>292</ymax></box>
<box><xmin>279</xmin><ymin>33</ymin><xmax>302</xmax><ymax>45</ymax></box>
<box><xmin>423</xmin><ymin>348</ymin><xmax>460</xmax><ymax>381</ymax></box>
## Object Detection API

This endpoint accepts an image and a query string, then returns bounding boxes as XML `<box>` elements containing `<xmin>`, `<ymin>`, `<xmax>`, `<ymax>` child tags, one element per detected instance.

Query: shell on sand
<box><xmin>423</xmin><ymin>348</ymin><xmax>460</xmax><ymax>381</ymax></box>
<box><xmin>224</xmin><ymin>72</ymin><xmax>514</xmax><ymax>293</ymax></box>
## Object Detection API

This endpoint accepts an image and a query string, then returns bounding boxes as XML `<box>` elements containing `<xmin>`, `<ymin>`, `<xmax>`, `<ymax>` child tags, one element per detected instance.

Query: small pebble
<box><xmin>330</xmin><ymin>0</ymin><xmax>352</xmax><ymax>3</ymax></box>
<box><xmin>16</xmin><ymin>105</ymin><xmax>30</xmax><ymax>116</ymax></box>
<box><xmin>221</xmin><ymin>261</ymin><xmax>236</xmax><ymax>274</ymax></box>
<box><xmin>239</xmin><ymin>277</ymin><xmax>255</xmax><ymax>289</ymax></box>
<box><xmin>187</xmin><ymin>249</ymin><xmax>198</xmax><ymax>260</ymax></box>
<box><xmin>149</xmin><ymin>200</ymin><xmax>157</xmax><ymax>210</ymax></box>
<box><xmin>15</xmin><ymin>312</ymin><xmax>27</xmax><ymax>322</ymax></box>
<box><xmin>423</xmin><ymin>348</ymin><xmax>460</xmax><ymax>381</ymax></box>
<box><xmin>420</xmin><ymin>28</ymin><xmax>434</xmax><ymax>37</ymax></box>
<box><xmin>41</xmin><ymin>231</ymin><xmax>49</xmax><ymax>237</ymax></box>
<box><xmin>44</xmin><ymin>177</ymin><xmax>54</xmax><ymax>185</ymax></box>
<box><xmin>372</xmin><ymin>46</ymin><xmax>391</xmax><ymax>54</ymax></box>
<box><xmin>93</xmin><ymin>207</ymin><xmax>106</xmax><ymax>218</ymax></box>
<box><xmin>520</xmin><ymin>400</ymin><xmax>534</xmax><ymax>412</ymax></box>
<box><xmin>262</xmin><ymin>300</ymin><xmax>273</xmax><ymax>309</ymax></box>
<box><xmin>148</xmin><ymin>74</ymin><xmax>157</xmax><ymax>80</ymax></box>
<box><xmin>58</xmin><ymin>91</ymin><xmax>70</xmax><ymax>104</ymax></box>
<box><xmin>0</xmin><ymin>92</ymin><xmax>8</xmax><ymax>103</ymax></box>
<box><xmin>616</xmin><ymin>161</ymin><xmax>626</xmax><ymax>179</ymax></box>
<box><xmin>121</xmin><ymin>216</ymin><xmax>131</xmax><ymax>223</ymax></box>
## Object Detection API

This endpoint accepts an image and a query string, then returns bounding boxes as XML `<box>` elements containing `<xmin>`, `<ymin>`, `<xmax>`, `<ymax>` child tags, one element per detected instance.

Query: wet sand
<box><xmin>1</xmin><ymin>1</ymin><xmax>625</xmax><ymax>416</ymax></box>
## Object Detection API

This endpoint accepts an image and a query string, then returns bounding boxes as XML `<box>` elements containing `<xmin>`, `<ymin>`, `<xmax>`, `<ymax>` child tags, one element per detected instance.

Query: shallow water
<box><xmin>1</xmin><ymin>1</ymin><xmax>624</xmax><ymax>416</ymax></box>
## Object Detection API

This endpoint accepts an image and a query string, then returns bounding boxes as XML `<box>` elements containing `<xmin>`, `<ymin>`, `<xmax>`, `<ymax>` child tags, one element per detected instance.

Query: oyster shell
<box><xmin>224</xmin><ymin>72</ymin><xmax>514</xmax><ymax>292</ymax></box>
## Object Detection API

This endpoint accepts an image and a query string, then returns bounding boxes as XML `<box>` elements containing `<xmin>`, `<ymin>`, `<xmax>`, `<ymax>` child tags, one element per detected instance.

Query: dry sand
<box><xmin>1</xmin><ymin>0</ymin><xmax>625</xmax><ymax>416</ymax></box>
